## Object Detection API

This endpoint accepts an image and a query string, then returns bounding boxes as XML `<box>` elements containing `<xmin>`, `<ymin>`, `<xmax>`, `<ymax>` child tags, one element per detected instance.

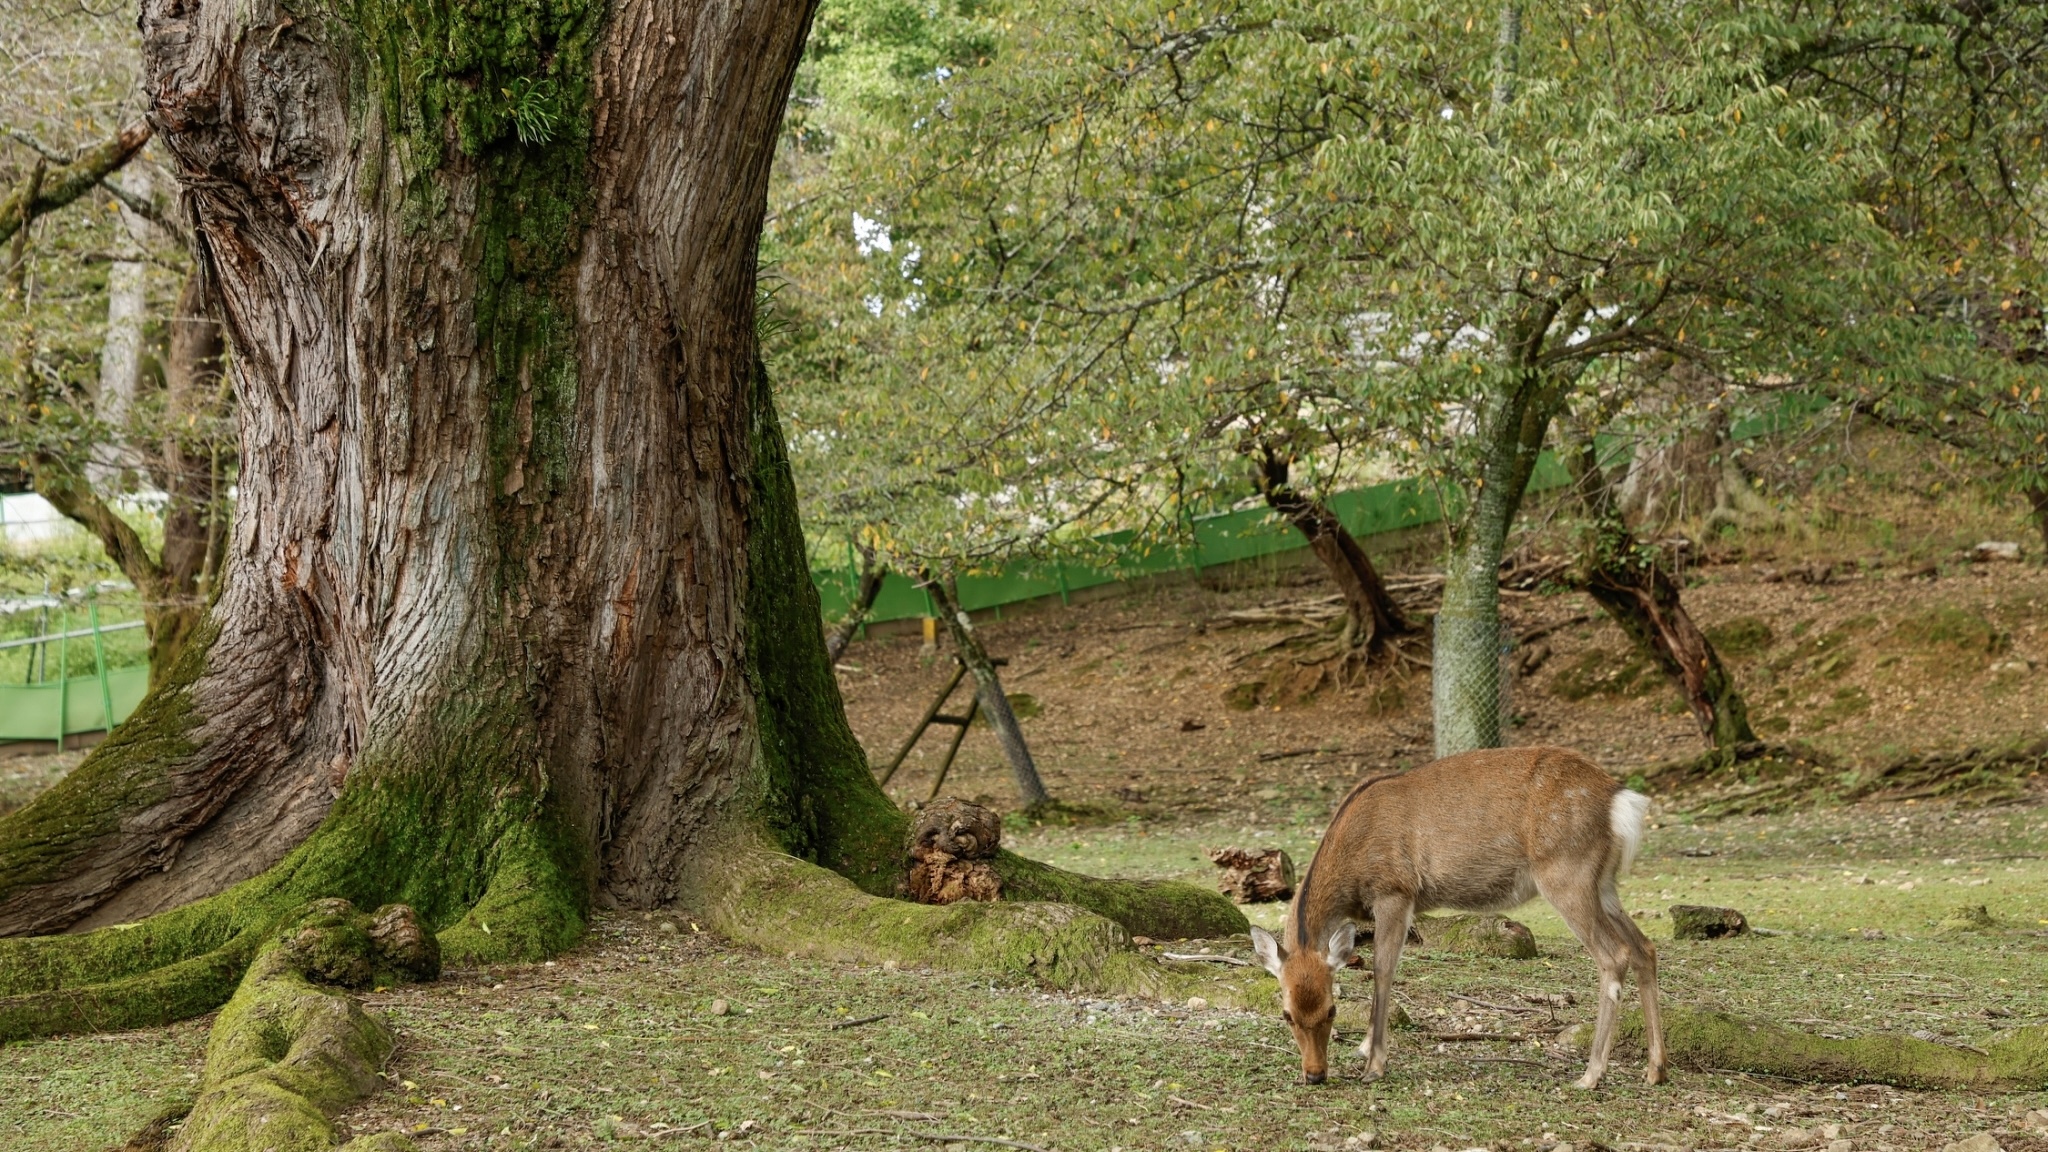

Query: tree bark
<box><xmin>2026</xmin><ymin>485</ymin><xmax>2048</xmax><ymax>556</ymax></box>
<box><xmin>1433</xmin><ymin>359</ymin><xmax>1556</xmax><ymax>758</ymax></box>
<box><xmin>1251</xmin><ymin>448</ymin><xmax>1409</xmax><ymax>654</ymax></box>
<box><xmin>1569</xmin><ymin>439</ymin><xmax>1757</xmax><ymax>751</ymax></box>
<box><xmin>0</xmin><ymin>0</ymin><xmax>827</xmax><ymax>934</ymax></box>
<box><xmin>823</xmin><ymin>540</ymin><xmax>884</xmax><ymax>664</ymax></box>
<box><xmin>926</xmin><ymin>573</ymin><xmax>1052</xmax><ymax>810</ymax></box>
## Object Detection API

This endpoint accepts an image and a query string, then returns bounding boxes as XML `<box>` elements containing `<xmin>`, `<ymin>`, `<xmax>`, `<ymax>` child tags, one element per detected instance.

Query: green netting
<box><xmin>810</xmin><ymin>411</ymin><xmax>1776</xmax><ymax>626</ymax></box>
<box><xmin>0</xmin><ymin>665</ymin><xmax>149</xmax><ymax>742</ymax></box>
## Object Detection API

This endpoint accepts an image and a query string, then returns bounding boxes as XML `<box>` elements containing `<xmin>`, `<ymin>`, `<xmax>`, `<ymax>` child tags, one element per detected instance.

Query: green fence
<box><xmin>810</xmin><ymin>397</ymin><xmax>1825</xmax><ymax>624</ymax></box>
<box><xmin>0</xmin><ymin>617</ymin><xmax>150</xmax><ymax>743</ymax></box>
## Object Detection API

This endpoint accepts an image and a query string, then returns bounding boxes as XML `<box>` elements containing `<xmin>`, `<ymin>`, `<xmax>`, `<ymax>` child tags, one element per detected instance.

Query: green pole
<box><xmin>90</xmin><ymin>599</ymin><xmax>115</xmax><ymax>734</ymax></box>
<box><xmin>1054</xmin><ymin>560</ymin><xmax>1071</xmax><ymax>606</ymax></box>
<box><xmin>55</xmin><ymin>606</ymin><xmax>69</xmax><ymax>748</ymax></box>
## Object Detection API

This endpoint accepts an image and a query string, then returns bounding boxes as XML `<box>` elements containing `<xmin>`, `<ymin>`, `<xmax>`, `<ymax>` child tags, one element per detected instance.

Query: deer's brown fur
<box><xmin>1251</xmin><ymin>746</ymin><xmax>1666</xmax><ymax>1089</ymax></box>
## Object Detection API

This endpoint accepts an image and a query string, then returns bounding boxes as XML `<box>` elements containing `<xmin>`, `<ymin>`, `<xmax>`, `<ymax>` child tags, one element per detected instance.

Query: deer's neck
<box><xmin>1289</xmin><ymin>779</ymin><xmax>1378</xmax><ymax>951</ymax></box>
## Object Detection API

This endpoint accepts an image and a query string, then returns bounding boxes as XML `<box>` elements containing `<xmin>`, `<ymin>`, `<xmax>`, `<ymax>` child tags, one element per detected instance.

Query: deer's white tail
<box><xmin>1609</xmin><ymin>789</ymin><xmax>1650</xmax><ymax>879</ymax></box>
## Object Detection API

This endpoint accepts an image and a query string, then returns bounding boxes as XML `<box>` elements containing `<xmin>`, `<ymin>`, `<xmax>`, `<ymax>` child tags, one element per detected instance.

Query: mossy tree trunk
<box><xmin>1433</xmin><ymin>328</ymin><xmax>1565</xmax><ymax>758</ymax></box>
<box><xmin>1250</xmin><ymin>447</ymin><xmax>1410</xmax><ymax>656</ymax></box>
<box><xmin>1568</xmin><ymin>438</ymin><xmax>1757</xmax><ymax>751</ymax></box>
<box><xmin>0</xmin><ymin>0</ymin><xmax>829</xmax><ymax>938</ymax></box>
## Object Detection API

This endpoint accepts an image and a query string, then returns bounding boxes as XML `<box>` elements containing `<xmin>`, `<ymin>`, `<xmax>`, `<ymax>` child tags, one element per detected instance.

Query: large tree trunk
<box><xmin>1250</xmin><ymin>448</ymin><xmax>1410</xmax><ymax>654</ymax></box>
<box><xmin>0</xmin><ymin>0</ymin><xmax>822</xmax><ymax>935</ymax></box>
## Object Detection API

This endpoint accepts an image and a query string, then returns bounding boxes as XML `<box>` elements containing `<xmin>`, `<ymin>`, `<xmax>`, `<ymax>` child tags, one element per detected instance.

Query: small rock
<box><xmin>1344</xmin><ymin>1133</ymin><xmax>1379</xmax><ymax>1150</ymax></box>
<box><xmin>1972</xmin><ymin>541</ymin><xmax>2022</xmax><ymax>563</ymax></box>
<box><xmin>1132</xmin><ymin>936</ymin><xmax>1154</xmax><ymax>946</ymax></box>
<box><xmin>1938</xmin><ymin>904</ymin><xmax>1998</xmax><ymax>933</ymax></box>
<box><xmin>1860</xmin><ymin>928</ymin><xmax>1887</xmax><ymax>941</ymax></box>
<box><xmin>882</xmin><ymin>959</ymin><xmax>899</xmax><ymax>971</ymax></box>
<box><xmin>710</xmin><ymin>998</ymin><xmax>730</xmax><ymax>1016</ymax></box>
<box><xmin>1670</xmin><ymin>904</ymin><xmax>1751</xmax><ymax>940</ymax></box>
<box><xmin>1180</xmin><ymin>1131</ymin><xmax>1203</xmax><ymax>1147</ymax></box>
<box><xmin>2023</xmin><ymin>1109</ymin><xmax>2048</xmax><ymax>1131</ymax></box>
<box><xmin>1937</xmin><ymin>1135</ymin><xmax>2003</xmax><ymax>1152</ymax></box>
<box><xmin>1820</xmin><ymin>1124</ymin><xmax>1843</xmax><ymax>1140</ymax></box>
<box><xmin>1186</xmin><ymin>996</ymin><xmax>1208</xmax><ymax>1010</ymax></box>
<box><xmin>658</xmin><ymin>920</ymin><xmax>677</xmax><ymax>933</ymax></box>
<box><xmin>1767</xmin><ymin>1128</ymin><xmax>1816</xmax><ymax>1149</ymax></box>
<box><xmin>1826</xmin><ymin>1142</ymin><xmax>1852</xmax><ymax>1152</ymax></box>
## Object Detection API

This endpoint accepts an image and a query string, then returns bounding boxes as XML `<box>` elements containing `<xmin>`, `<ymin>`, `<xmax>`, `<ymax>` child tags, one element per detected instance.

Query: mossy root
<box><xmin>435</xmin><ymin>820</ymin><xmax>586</xmax><ymax>967</ymax></box>
<box><xmin>992</xmin><ymin>851</ymin><xmax>1248</xmax><ymax>940</ymax></box>
<box><xmin>693</xmin><ymin>843</ymin><xmax>1275</xmax><ymax>1009</ymax></box>
<box><xmin>1588</xmin><ymin>1006</ymin><xmax>2048</xmax><ymax>1090</ymax></box>
<box><xmin>166</xmin><ymin>899</ymin><xmax>439</xmax><ymax>1152</ymax></box>
<box><xmin>0</xmin><ymin>926</ymin><xmax>262</xmax><ymax>1043</ymax></box>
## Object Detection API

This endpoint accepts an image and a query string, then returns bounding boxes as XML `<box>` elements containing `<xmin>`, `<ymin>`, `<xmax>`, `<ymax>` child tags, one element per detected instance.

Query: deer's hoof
<box><xmin>1574</xmin><ymin>1071</ymin><xmax>1603</xmax><ymax>1091</ymax></box>
<box><xmin>1645</xmin><ymin>1064</ymin><xmax>1669</xmax><ymax>1086</ymax></box>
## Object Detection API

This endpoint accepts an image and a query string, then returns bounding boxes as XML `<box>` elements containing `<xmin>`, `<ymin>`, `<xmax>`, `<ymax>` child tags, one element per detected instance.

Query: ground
<box><xmin>3</xmin><ymin>796</ymin><xmax>2045</xmax><ymax>1151</ymax></box>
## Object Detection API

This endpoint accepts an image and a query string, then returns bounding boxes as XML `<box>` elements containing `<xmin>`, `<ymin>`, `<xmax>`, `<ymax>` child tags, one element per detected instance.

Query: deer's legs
<box><xmin>1537</xmin><ymin>869</ymin><xmax>1636</xmax><ymax>1090</ymax></box>
<box><xmin>1606</xmin><ymin>900</ymin><xmax>1666</xmax><ymax>1084</ymax></box>
<box><xmin>1359</xmin><ymin>893</ymin><xmax>1413</xmax><ymax>1080</ymax></box>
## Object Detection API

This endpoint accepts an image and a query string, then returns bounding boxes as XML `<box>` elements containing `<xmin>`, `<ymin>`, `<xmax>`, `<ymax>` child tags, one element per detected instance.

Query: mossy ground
<box><xmin>5</xmin><ymin>801</ymin><xmax>2045</xmax><ymax>1151</ymax></box>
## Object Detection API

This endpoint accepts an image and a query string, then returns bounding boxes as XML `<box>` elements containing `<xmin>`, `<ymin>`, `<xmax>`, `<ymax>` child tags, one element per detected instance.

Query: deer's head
<box><xmin>1250</xmin><ymin>922</ymin><xmax>1355</xmax><ymax>1083</ymax></box>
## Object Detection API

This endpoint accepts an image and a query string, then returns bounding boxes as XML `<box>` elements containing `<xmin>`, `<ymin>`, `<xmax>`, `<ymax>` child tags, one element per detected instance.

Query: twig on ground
<box><xmin>1168</xmin><ymin>1095</ymin><xmax>1213</xmax><ymax>1111</ymax></box>
<box><xmin>1466</xmin><ymin>1057</ymin><xmax>1546</xmax><ymax>1067</ymax></box>
<box><xmin>865</xmin><ymin>1110</ymin><xmax>945</xmax><ymax>1121</ymax></box>
<box><xmin>1447</xmin><ymin>992</ymin><xmax>1546</xmax><ymax>1014</ymax></box>
<box><xmin>796</xmin><ymin>1128</ymin><xmax>1050</xmax><ymax>1152</ymax></box>
<box><xmin>828</xmin><ymin>1014</ymin><xmax>891</xmax><ymax>1030</ymax></box>
<box><xmin>650</xmin><ymin>1120</ymin><xmax>713</xmax><ymax>1138</ymax></box>
<box><xmin>1162</xmin><ymin>952</ymin><xmax>1251</xmax><ymax>966</ymax></box>
<box><xmin>1425</xmin><ymin>1031</ymin><xmax>1526</xmax><ymax>1042</ymax></box>
<box><xmin>1255</xmin><ymin>748</ymin><xmax>1322</xmax><ymax>762</ymax></box>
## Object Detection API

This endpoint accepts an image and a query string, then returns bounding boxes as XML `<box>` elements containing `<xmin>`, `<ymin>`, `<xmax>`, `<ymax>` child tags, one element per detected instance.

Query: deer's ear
<box><xmin>1249</xmin><ymin>926</ymin><xmax>1285</xmax><ymax>978</ymax></box>
<box><xmin>1323</xmin><ymin>921</ymin><xmax>1357</xmax><ymax>969</ymax></box>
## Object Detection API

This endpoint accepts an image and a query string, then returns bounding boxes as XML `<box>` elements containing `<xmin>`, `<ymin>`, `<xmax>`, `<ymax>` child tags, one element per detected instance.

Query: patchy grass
<box><xmin>4</xmin><ymin>803</ymin><xmax>2046</xmax><ymax>1151</ymax></box>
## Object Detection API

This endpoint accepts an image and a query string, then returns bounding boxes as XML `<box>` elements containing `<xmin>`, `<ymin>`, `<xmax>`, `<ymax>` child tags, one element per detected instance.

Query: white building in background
<box><xmin>0</xmin><ymin>493</ymin><xmax>77</xmax><ymax>547</ymax></box>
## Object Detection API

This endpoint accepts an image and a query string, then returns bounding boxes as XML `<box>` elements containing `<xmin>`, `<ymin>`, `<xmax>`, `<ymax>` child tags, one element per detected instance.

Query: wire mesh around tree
<box><xmin>1431</xmin><ymin>610</ymin><xmax>1512</xmax><ymax>759</ymax></box>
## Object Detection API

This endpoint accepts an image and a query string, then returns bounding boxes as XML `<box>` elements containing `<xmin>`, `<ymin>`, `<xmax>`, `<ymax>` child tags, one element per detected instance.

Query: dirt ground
<box><xmin>839</xmin><ymin>555</ymin><xmax>2048</xmax><ymax>820</ymax></box>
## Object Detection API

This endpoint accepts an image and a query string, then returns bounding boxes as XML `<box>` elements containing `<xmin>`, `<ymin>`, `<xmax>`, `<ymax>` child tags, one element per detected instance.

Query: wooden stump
<box><xmin>1207</xmin><ymin>847</ymin><xmax>1296</xmax><ymax>904</ymax></box>
<box><xmin>906</xmin><ymin>797</ymin><xmax>1004</xmax><ymax>905</ymax></box>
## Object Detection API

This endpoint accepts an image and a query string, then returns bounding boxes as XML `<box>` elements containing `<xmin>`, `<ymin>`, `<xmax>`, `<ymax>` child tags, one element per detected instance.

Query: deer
<box><xmin>1249</xmin><ymin>745</ymin><xmax>1666</xmax><ymax>1089</ymax></box>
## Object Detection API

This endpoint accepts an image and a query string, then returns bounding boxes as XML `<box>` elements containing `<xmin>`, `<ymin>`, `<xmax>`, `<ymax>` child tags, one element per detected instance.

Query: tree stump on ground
<box><xmin>1207</xmin><ymin>847</ymin><xmax>1296</xmax><ymax>904</ymax></box>
<box><xmin>906</xmin><ymin>798</ymin><xmax>1004</xmax><ymax>905</ymax></box>
<box><xmin>1670</xmin><ymin>904</ymin><xmax>1750</xmax><ymax>940</ymax></box>
<box><xmin>1416</xmin><ymin>914</ymin><xmax>1539</xmax><ymax>959</ymax></box>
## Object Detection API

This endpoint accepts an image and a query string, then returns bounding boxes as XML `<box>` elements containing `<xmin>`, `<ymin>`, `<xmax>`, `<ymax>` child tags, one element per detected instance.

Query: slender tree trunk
<box><xmin>90</xmin><ymin>170</ymin><xmax>153</xmax><ymax>489</ymax></box>
<box><xmin>1433</xmin><ymin>362</ymin><xmax>1556</xmax><ymax>758</ymax></box>
<box><xmin>1251</xmin><ymin>448</ymin><xmax>1409</xmax><ymax>653</ymax></box>
<box><xmin>823</xmin><ymin>540</ymin><xmax>883</xmax><ymax>665</ymax></box>
<box><xmin>926</xmin><ymin>573</ymin><xmax>1051</xmax><ymax>810</ymax></box>
<box><xmin>1569</xmin><ymin>438</ymin><xmax>1757</xmax><ymax>751</ymax></box>
<box><xmin>2025</xmin><ymin>486</ymin><xmax>2048</xmax><ymax>557</ymax></box>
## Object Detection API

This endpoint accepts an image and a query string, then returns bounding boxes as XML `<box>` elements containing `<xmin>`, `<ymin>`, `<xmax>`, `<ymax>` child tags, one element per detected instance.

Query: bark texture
<box><xmin>1251</xmin><ymin>449</ymin><xmax>1409</xmax><ymax>654</ymax></box>
<box><xmin>0</xmin><ymin>0</ymin><xmax>824</xmax><ymax>934</ymax></box>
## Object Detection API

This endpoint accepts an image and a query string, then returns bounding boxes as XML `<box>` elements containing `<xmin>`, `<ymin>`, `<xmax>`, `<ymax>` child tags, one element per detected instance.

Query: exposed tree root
<box><xmin>1586</xmin><ymin>1007</ymin><xmax>2048</xmax><ymax>1090</ymax></box>
<box><xmin>1645</xmin><ymin>738</ymin><xmax>2048</xmax><ymax>816</ymax></box>
<box><xmin>0</xmin><ymin>805</ymin><xmax>582</xmax><ymax>1043</ymax></box>
<box><xmin>166</xmin><ymin>900</ymin><xmax>438</xmax><ymax>1152</ymax></box>
<box><xmin>992</xmin><ymin>852</ymin><xmax>1248</xmax><ymax>941</ymax></box>
<box><xmin>694</xmin><ymin>844</ymin><xmax>1259</xmax><ymax>1004</ymax></box>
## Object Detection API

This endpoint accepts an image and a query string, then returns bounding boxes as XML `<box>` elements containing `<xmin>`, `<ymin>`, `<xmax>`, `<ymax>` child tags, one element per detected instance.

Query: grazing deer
<box><xmin>1249</xmin><ymin>746</ymin><xmax>1666</xmax><ymax>1089</ymax></box>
